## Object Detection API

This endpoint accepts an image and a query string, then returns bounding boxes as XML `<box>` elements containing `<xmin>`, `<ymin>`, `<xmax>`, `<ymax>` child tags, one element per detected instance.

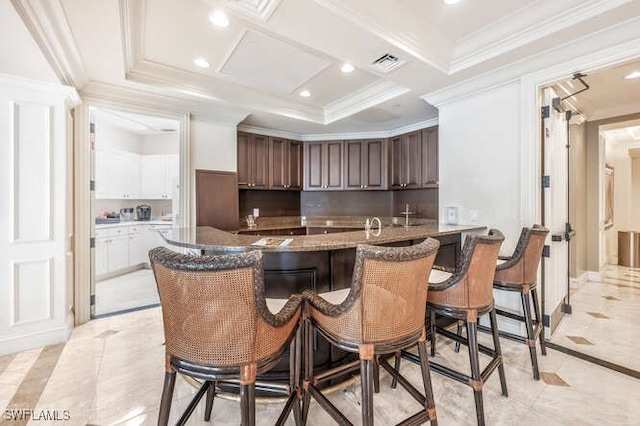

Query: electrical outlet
<box><xmin>469</xmin><ymin>209</ymin><xmax>478</xmax><ymax>222</ymax></box>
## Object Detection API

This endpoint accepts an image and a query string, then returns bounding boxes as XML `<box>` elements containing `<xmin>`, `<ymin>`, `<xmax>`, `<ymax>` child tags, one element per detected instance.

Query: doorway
<box><xmin>73</xmin><ymin>100</ymin><xmax>190</xmax><ymax>325</ymax></box>
<box><xmin>90</xmin><ymin>107</ymin><xmax>181</xmax><ymax>317</ymax></box>
<box><xmin>539</xmin><ymin>60</ymin><xmax>640</xmax><ymax>375</ymax></box>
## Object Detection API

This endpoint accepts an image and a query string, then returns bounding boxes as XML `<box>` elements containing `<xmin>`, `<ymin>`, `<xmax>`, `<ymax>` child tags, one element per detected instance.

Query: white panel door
<box><xmin>0</xmin><ymin>81</ymin><xmax>73</xmax><ymax>355</ymax></box>
<box><xmin>542</xmin><ymin>87</ymin><xmax>570</xmax><ymax>329</ymax></box>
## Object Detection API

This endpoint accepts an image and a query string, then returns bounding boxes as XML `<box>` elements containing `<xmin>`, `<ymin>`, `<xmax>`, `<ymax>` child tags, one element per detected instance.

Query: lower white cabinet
<box><xmin>95</xmin><ymin>223</ymin><xmax>172</xmax><ymax>279</ymax></box>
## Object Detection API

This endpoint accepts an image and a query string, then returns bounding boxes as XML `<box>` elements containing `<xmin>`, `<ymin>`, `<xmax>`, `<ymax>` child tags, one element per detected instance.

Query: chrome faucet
<box><xmin>365</xmin><ymin>217</ymin><xmax>382</xmax><ymax>237</ymax></box>
<box><xmin>400</xmin><ymin>203</ymin><xmax>414</xmax><ymax>228</ymax></box>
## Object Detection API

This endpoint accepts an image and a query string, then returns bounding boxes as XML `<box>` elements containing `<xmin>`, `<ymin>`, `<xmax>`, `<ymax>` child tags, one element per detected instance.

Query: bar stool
<box><xmin>491</xmin><ymin>225</ymin><xmax>549</xmax><ymax>380</ymax></box>
<box><xmin>301</xmin><ymin>239</ymin><xmax>441</xmax><ymax>426</ymax></box>
<box><xmin>426</xmin><ymin>230</ymin><xmax>507</xmax><ymax>426</ymax></box>
<box><xmin>149</xmin><ymin>247</ymin><xmax>303</xmax><ymax>426</ymax></box>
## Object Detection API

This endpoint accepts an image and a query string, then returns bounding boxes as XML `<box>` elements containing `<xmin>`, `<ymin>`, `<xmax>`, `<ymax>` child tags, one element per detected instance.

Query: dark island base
<box><xmin>204</xmin><ymin>232</ymin><xmax>461</xmax><ymax>395</ymax></box>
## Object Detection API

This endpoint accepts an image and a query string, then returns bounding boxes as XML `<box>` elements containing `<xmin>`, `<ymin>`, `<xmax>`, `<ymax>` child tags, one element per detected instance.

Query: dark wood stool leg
<box><xmin>417</xmin><ymin>340</ymin><xmax>438</xmax><ymax>426</ymax></box>
<box><xmin>430</xmin><ymin>310</ymin><xmax>437</xmax><ymax>357</ymax></box>
<box><xmin>521</xmin><ymin>291</ymin><xmax>541</xmax><ymax>380</ymax></box>
<box><xmin>391</xmin><ymin>350</ymin><xmax>401</xmax><ymax>389</ymax></box>
<box><xmin>489</xmin><ymin>308</ymin><xmax>508</xmax><ymax>396</ymax></box>
<box><xmin>531</xmin><ymin>288</ymin><xmax>546</xmax><ymax>356</ymax></box>
<box><xmin>301</xmin><ymin>318</ymin><xmax>313</xmax><ymax>424</ymax></box>
<box><xmin>454</xmin><ymin>320</ymin><xmax>464</xmax><ymax>353</ymax></box>
<box><xmin>373</xmin><ymin>356</ymin><xmax>380</xmax><ymax>394</ymax></box>
<box><xmin>360</xmin><ymin>357</ymin><xmax>374</xmax><ymax>426</ymax></box>
<box><xmin>466</xmin><ymin>319</ymin><xmax>485</xmax><ymax>426</ymax></box>
<box><xmin>240</xmin><ymin>382</ymin><xmax>256</xmax><ymax>426</ymax></box>
<box><xmin>158</xmin><ymin>371</ymin><xmax>176</xmax><ymax>426</ymax></box>
<box><xmin>204</xmin><ymin>381</ymin><xmax>215</xmax><ymax>421</ymax></box>
<box><xmin>291</xmin><ymin>326</ymin><xmax>303</xmax><ymax>425</ymax></box>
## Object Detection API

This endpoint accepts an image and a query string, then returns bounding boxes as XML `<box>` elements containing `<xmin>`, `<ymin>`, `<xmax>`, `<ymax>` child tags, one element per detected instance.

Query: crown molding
<box><xmin>80</xmin><ymin>81</ymin><xmax>249</xmax><ymax>124</ymax></box>
<box><xmin>10</xmin><ymin>0</ymin><xmax>89</xmax><ymax>88</ymax></box>
<box><xmin>424</xmin><ymin>20</ymin><xmax>640</xmax><ymax>108</ymax></box>
<box><xmin>237</xmin><ymin>124</ymin><xmax>303</xmax><ymax>140</ymax></box>
<box><xmin>451</xmin><ymin>0</ymin><xmax>632</xmax><ymax>73</ymax></box>
<box><xmin>220</xmin><ymin>0</ymin><xmax>282</xmax><ymax>22</ymax></box>
<box><xmin>119</xmin><ymin>0</ymin><xmax>144</xmax><ymax>74</ymax></box>
<box><xmin>324</xmin><ymin>80</ymin><xmax>410</xmax><ymax>124</ymax></box>
<box><xmin>312</xmin><ymin>0</ymin><xmax>450</xmax><ymax>74</ymax></box>
<box><xmin>0</xmin><ymin>73</ymin><xmax>80</xmax><ymax>106</ymax></box>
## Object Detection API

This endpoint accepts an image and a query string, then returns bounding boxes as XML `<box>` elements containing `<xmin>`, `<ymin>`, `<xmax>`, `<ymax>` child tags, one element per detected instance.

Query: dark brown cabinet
<box><xmin>269</xmin><ymin>137</ymin><xmax>302</xmax><ymax>190</ymax></box>
<box><xmin>344</xmin><ymin>139</ymin><xmax>387</xmax><ymax>190</ymax></box>
<box><xmin>389</xmin><ymin>130</ymin><xmax>421</xmax><ymax>189</ymax></box>
<box><xmin>421</xmin><ymin>126</ymin><xmax>439</xmax><ymax>187</ymax></box>
<box><xmin>304</xmin><ymin>141</ymin><xmax>343</xmax><ymax>191</ymax></box>
<box><xmin>237</xmin><ymin>132</ymin><xmax>269</xmax><ymax>189</ymax></box>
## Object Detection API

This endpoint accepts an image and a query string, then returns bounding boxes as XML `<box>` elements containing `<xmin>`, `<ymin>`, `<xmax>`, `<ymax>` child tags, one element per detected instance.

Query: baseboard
<box><xmin>0</xmin><ymin>320</ymin><xmax>73</xmax><ymax>357</ymax></box>
<box><xmin>569</xmin><ymin>271</ymin><xmax>588</xmax><ymax>289</ymax></box>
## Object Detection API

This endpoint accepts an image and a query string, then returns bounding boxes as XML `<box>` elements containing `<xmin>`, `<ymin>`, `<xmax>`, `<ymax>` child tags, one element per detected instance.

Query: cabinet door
<box><xmin>421</xmin><ymin>126</ymin><xmax>438</xmax><ymax>187</ymax></box>
<box><xmin>141</xmin><ymin>155</ymin><xmax>165</xmax><ymax>199</ymax></box>
<box><xmin>363</xmin><ymin>139</ymin><xmax>386</xmax><ymax>190</ymax></box>
<box><xmin>95</xmin><ymin>237</ymin><xmax>109</xmax><ymax>276</ymax></box>
<box><xmin>304</xmin><ymin>142</ymin><xmax>324</xmax><ymax>190</ymax></box>
<box><xmin>94</xmin><ymin>149</ymin><xmax>112</xmax><ymax>199</ymax></box>
<box><xmin>164</xmin><ymin>155</ymin><xmax>179</xmax><ymax>198</ymax></box>
<box><xmin>344</xmin><ymin>140</ymin><xmax>364</xmax><ymax>190</ymax></box>
<box><xmin>269</xmin><ymin>137</ymin><xmax>287</xmax><ymax>189</ymax></box>
<box><xmin>127</xmin><ymin>231</ymin><xmax>145</xmax><ymax>266</ymax></box>
<box><xmin>404</xmin><ymin>131</ymin><xmax>421</xmax><ymax>188</ymax></box>
<box><xmin>107</xmin><ymin>235</ymin><xmax>128</xmax><ymax>272</ymax></box>
<box><xmin>124</xmin><ymin>153</ymin><xmax>141</xmax><ymax>199</ymax></box>
<box><xmin>249</xmin><ymin>134</ymin><xmax>269</xmax><ymax>188</ymax></box>
<box><xmin>237</xmin><ymin>132</ymin><xmax>250</xmax><ymax>188</ymax></box>
<box><xmin>325</xmin><ymin>141</ymin><xmax>343</xmax><ymax>190</ymax></box>
<box><xmin>287</xmin><ymin>140</ymin><xmax>303</xmax><ymax>190</ymax></box>
<box><xmin>389</xmin><ymin>136</ymin><xmax>404</xmax><ymax>189</ymax></box>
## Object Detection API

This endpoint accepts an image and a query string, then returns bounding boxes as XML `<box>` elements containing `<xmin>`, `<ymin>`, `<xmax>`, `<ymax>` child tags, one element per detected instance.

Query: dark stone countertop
<box><xmin>162</xmin><ymin>216</ymin><xmax>486</xmax><ymax>253</ymax></box>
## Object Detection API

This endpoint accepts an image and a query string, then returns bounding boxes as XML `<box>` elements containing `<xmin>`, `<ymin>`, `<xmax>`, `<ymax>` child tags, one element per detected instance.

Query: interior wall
<box><xmin>94</xmin><ymin>120</ymin><xmax>143</xmax><ymax>153</ymax></box>
<box><xmin>632</xmin><ymin>152</ymin><xmax>640</xmax><ymax>230</ymax></box>
<box><xmin>586</xmin><ymin>112</ymin><xmax>640</xmax><ymax>271</ymax></box>
<box><xmin>142</xmin><ymin>133</ymin><xmax>180</xmax><ymax>155</ymax></box>
<box><xmin>438</xmin><ymin>81</ymin><xmax>522</xmax><ymax>253</ymax></box>
<box><xmin>189</xmin><ymin>116</ymin><xmax>237</xmax><ymax>226</ymax></box>
<box><xmin>569</xmin><ymin>123</ymin><xmax>588</xmax><ymax>278</ymax></box>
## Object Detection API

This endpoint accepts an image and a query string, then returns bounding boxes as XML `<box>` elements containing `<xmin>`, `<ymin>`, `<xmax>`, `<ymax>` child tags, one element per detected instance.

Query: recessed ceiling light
<box><xmin>210</xmin><ymin>10</ymin><xmax>229</xmax><ymax>28</ymax></box>
<box><xmin>193</xmin><ymin>57</ymin><xmax>210</xmax><ymax>68</ymax></box>
<box><xmin>443</xmin><ymin>0</ymin><xmax>461</xmax><ymax>4</ymax></box>
<box><xmin>625</xmin><ymin>71</ymin><xmax>640</xmax><ymax>80</ymax></box>
<box><xmin>299</xmin><ymin>90</ymin><xmax>312</xmax><ymax>98</ymax></box>
<box><xmin>341</xmin><ymin>63</ymin><xmax>355</xmax><ymax>73</ymax></box>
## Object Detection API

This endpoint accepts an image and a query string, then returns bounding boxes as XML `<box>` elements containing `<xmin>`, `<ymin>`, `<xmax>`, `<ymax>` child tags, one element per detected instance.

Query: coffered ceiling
<box><xmin>7</xmin><ymin>0</ymin><xmax>640</xmax><ymax>134</ymax></box>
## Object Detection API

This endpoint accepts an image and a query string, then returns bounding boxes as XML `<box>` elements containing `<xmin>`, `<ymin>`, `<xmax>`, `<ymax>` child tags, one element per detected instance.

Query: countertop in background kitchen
<box><xmin>95</xmin><ymin>220</ymin><xmax>174</xmax><ymax>229</ymax></box>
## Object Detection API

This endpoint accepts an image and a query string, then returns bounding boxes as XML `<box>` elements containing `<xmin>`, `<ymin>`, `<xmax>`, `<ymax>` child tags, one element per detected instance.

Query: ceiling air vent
<box><xmin>370</xmin><ymin>54</ymin><xmax>405</xmax><ymax>73</ymax></box>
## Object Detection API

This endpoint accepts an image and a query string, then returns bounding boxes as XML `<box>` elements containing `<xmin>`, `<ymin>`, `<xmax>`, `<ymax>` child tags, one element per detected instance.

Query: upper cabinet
<box><xmin>95</xmin><ymin>150</ymin><xmax>177</xmax><ymax>200</ymax></box>
<box><xmin>421</xmin><ymin>126</ymin><xmax>439</xmax><ymax>188</ymax></box>
<box><xmin>344</xmin><ymin>139</ymin><xmax>387</xmax><ymax>190</ymax></box>
<box><xmin>304</xmin><ymin>141</ymin><xmax>344</xmax><ymax>191</ymax></box>
<box><xmin>237</xmin><ymin>132</ymin><xmax>269</xmax><ymax>189</ymax></box>
<box><xmin>141</xmin><ymin>154</ymin><xmax>179</xmax><ymax>199</ymax></box>
<box><xmin>269</xmin><ymin>138</ymin><xmax>302</xmax><ymax>190</ymax></box>
<box><xmin>389</xmin><ymin>126</ymin><xmax>438</xmax><ymax>190</ymax></box>
<box><xmin>389</xmin><ymin>130</ymin><xmax>421</xmax><ymax>189</ymax></box>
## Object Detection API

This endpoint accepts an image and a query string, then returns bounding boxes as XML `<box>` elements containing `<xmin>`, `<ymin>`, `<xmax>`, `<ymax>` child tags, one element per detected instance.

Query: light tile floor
<box><xmin>2</xmin><ymin>266</ymin><xmax>640</xmax><ymax>425</ymax></box>
<box><xmin>95</xmin><ymin>269</ymin><xmax>160</xmax><ymax>316</ymax></box>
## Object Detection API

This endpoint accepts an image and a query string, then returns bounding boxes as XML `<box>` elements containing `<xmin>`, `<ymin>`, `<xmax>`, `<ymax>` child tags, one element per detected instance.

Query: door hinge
<box><xmin>541</xmin><ymin>106</ymin><xmax>550</xmax><ymax>119</ymax></box>
<box><xmin>90</xmin><ymin>295</ymin><xmax>96</xmax><ymax>306</ymax></box>
<box><xmin>90</xmin><ymin>237</ymin><xmax>95</xmax><ymax>248</ymax></box>
<box><xmin>542</xmin><ymin>245</ymin><xmax>550</xmax><ymax>258</ymax></box>
<box><xmin>90</xmin><ymin>122</ymin><xmax>95</xmax><ymax>134</ymax></box>
<box><xmin>542</xmin><ymin>175</ymin><xmax>550</xmax><ymax>188</ymax></box>
<box><xmin>90</xmin><ymin>180</ymin><xmax>95</xmax><ymax>191</ymax></box>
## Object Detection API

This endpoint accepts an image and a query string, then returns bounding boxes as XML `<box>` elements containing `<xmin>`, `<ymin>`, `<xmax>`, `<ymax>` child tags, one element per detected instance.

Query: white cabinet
<box><xmin>144</xmin><ymin>224</ymin><xmax>172</xmax><ymax>252</ymax></box>
<box><xmin>141</xmin><ymin>155</ymin><xmax>178</xmax><ymax>199</ymax></box>
<box><xmin>127</xmin><ymin>225</ymin><xmax>146</xmax><ymax>266</ymax></box>
<box><xmin>95</xmin><ymin>150</ymin><xmax>141</xmax><ymax>199</ymax></box>
<box><xmin>95</xmin><ymin>227</ymin><xmax>129</xmax><ymax>278</ymax></box>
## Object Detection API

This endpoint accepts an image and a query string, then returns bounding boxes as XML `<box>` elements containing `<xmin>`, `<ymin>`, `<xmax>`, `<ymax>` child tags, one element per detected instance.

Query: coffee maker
<box><xmin>136</xmin><ymin>204</ymin><xmax>151</xmax><ymax>221</ymax></box>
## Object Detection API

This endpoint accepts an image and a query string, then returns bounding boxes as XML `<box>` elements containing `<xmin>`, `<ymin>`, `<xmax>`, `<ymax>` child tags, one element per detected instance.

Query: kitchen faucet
<box><xmin>365</xmin><ymin>217</ymin><xmax>382</xmax><ymax>237</ymax></box>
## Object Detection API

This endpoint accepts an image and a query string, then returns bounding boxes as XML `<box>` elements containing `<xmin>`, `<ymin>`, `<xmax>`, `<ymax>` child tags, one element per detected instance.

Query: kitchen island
<box><xmin>161</xmin><ymin>218</ymin><xmax>486</xmax><ymax>392</ymax></box>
